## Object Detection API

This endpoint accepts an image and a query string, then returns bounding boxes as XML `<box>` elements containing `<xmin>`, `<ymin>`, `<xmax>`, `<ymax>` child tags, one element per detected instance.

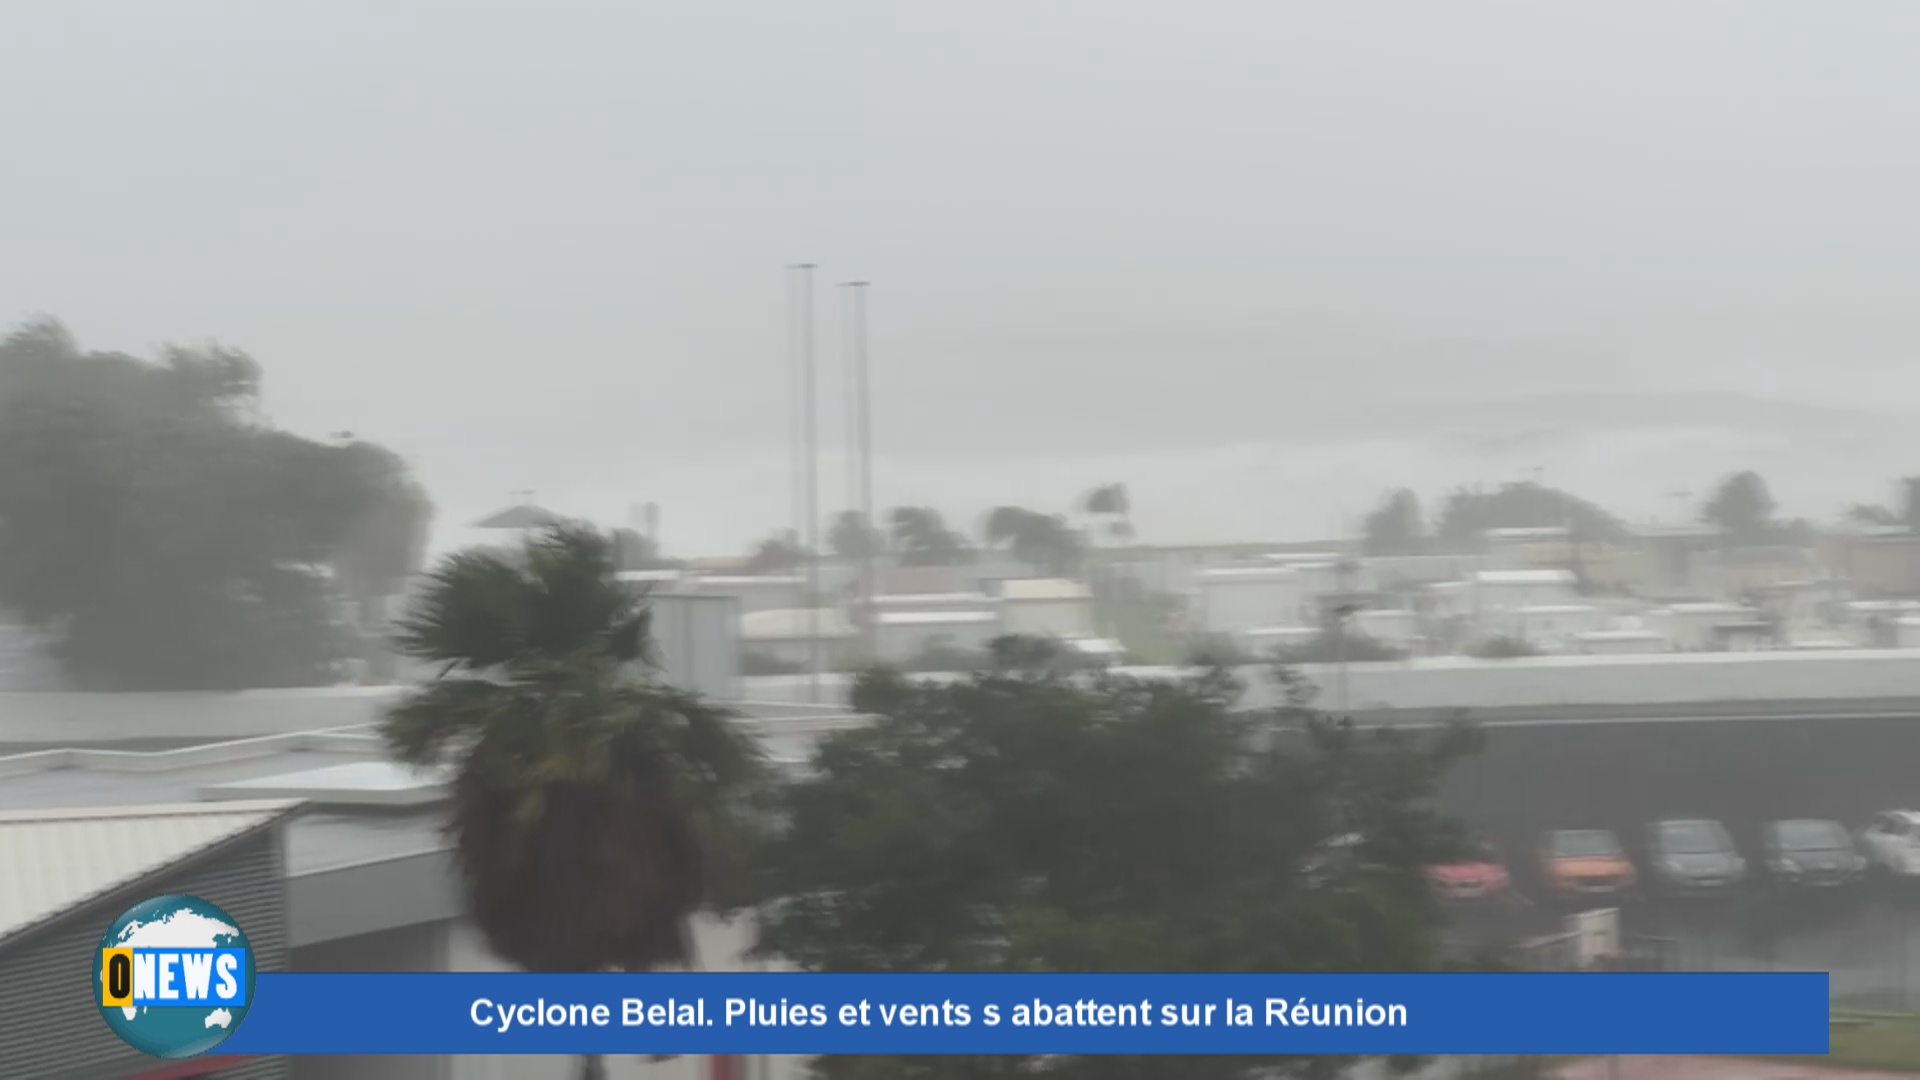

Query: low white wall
<box><xmin>738</xmin><ymin>650</ymin><xmax>1920</xmax><ymax>712</ymax></box>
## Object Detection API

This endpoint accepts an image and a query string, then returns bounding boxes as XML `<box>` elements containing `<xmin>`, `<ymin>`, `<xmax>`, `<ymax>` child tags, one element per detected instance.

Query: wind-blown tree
<box><xmin>1080</xmin><ymin>482</ymin><xmax>1134</xmax><ymax>542</ymax></box>
<box><xmin>1433</xmin><ymin>481</ymin><xmax>1626</xmax><ymax>550</ymax></box>
<box><xmin>1702</xmin><ymin>471</ymin><xmax>1777</xmax><ymax>545</ymax></box>
<box><xmin>889</xmin><ymin>506</ymin><xmax>974</xmax><ymax>566</ymax></box>
<box><xmin>828</xmin><ymin>510</ymin><xmax>887</xmax><ymax>559</ymax></box>
<box><xmin>610</xmin><ymin>528</ymin><xmax>674</xmax><ymax>571</ymax></box>
<box><xmin>745</xmin><ymin>530</ymin><xmax>807</xmax><ymax>574</ymax></box>
<box><xmin>983</xmin><ymin>505</ymin><xmax>1084</xmax><ymax>577</ymax></box>
<box><xmin>756</xmin><ymin>640</ymin><xmax>1480</xmax><ymax>1080</ymax></box>
<box><xmin>0</xmin><ymin>318</ymin><xmax>432</xmax><ymax>689</ymax></box>
<box><xmin>1361</xmin><ymin>488</ymin><xmax>1426</xmax><ymax>556</ymax></box>
<box><xmin>382</xmin><ymin>526</ymin><xmax>768</xmax><ymax>1080</ymax></box>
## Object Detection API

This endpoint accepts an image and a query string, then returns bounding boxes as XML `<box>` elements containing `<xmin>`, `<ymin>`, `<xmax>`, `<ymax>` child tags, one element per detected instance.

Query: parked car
<box><xmin>1858</xmin><ymin>810</ymin><xmax>1920</xmax><ymax>879</ymax></box>
<box><xmin>1646</xmin><ymin>818</ymin><xmax>1745</xmax><ymax>894</ymax></box>
<box><xmin>1424</xmin><ymin>838</ymin><xmax>1511</xmax><ymax>900</ymax></box>
<box><xmin>1539</xmin><ymin>829</ymin><xmax>1637</xmax><ymax>896</ymax></box>
<box><xmin>1761</xmin><ymin>818</ymin><xmax>1866</xmax><ymax>888</ymax></box>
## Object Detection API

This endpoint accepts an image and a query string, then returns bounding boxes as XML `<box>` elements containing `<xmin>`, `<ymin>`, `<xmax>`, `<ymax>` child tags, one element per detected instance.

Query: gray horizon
<box><xmin>7</xmin><ymin>1</ymin><xmax>1920</xmax><ymax>554</ymax></box>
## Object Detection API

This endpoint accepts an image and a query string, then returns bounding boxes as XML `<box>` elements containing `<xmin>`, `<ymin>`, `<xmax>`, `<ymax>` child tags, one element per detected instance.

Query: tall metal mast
<box><xmin>841</xmin><ymin>280</ymin><xmax>875</xmax><ymax>660</ymax></box>
<box><xmin>787</xmin><ymin>263</ymin><xmax>822</xmax><ymax>703</ymax></box>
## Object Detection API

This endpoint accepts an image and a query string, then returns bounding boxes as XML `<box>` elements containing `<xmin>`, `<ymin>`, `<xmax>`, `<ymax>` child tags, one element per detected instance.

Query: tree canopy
<box><xmin>1432</xmin><ymin>482</ymin><xmax>1626</xmax><ymax>548</ymax></box>
<box><xmin>828</xmin><ymin>510</ymin><xmax>887</xmax><ymax>559</ymax></box>
<box><xmin>755</xmin><ymin>642</ymin><xmax>1480</xmax><ymax>1080</ymax></box>
<box><xmin>1701</xmin><ymin>471</ymin><xmax>1777</xmax><ymax>545</ymax></box>
<box><xmin>1361</xmin><ymin>489</ymin><xmax>1426</xmax><ymax>556</ymax></box>
<box><xmin>983</xmin><ymin>505</ymin><xmax>1084</xmax><ymax>576</ymax></box>
<box><xmin>889</xmin><ymin>506</ymin><xmax>974</xmax><ymax>567</ymax></box>
<box><xmin>0</xmin><ymin>318</ymin><xmax>431</xmax><ymax>689</ymax></box>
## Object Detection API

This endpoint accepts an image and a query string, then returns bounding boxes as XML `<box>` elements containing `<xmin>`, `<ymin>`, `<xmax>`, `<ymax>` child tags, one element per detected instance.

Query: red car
<box><xmin>1424</xmin><ymin>839</ymin><xmax>1511</xmax><ymax>899</ymax></box>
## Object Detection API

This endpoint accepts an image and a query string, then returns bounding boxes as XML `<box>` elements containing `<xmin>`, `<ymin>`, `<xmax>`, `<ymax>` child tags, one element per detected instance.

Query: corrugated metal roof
<box><xmin>0</xmin><ymin>800</ymin><xmax>301</xmax><ymax>942</ymax></box>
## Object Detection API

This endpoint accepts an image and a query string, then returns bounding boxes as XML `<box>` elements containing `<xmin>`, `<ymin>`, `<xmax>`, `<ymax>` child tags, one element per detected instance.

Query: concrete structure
<box><xmin>646</xmin><ymin>594</ymin><xmax>744</xmax><ymax>701</ymax></box>
<box><xmin>679</xmin><ymin>576</ymin><xmax>805</xmax><ymax>617</ymax></box>
<box><xmin>1466</xmin><ymin>570</ymin><xmax>1580</xmax><ymax>613</ymax></box>
<box><xmin>1822</xmin><ymin>526</ymin><xmax>1920</xmax><ymax>598</ymax></box>
<box><xmin>1844</xmin><ymin>600</ymin><xmax>1920</xmax><ymax>648</ymax></box>
<box><xmin>1572</xmin><ymin>629</ymin><xmax>1671</xmax><ymax>655</ymax></box>
<box><xmin>1645</xmin><ymin>602</ymin><xmax>1767</xmax><ymax>652</ymax></box>
<box><xmin>873</xmin><ymin>610</ymin><xmax>998</xmax><ymax>663</ymax></box>
<box><xmin>1196</xmin><ymin>567</ymin><xmax>1300</xmax><ymax>634</ymax></box>
<box><xmin>1626</xmin><ymin>524</ymin><xmax>1725</xmax><ymax>600</ymax></box>
<box><xmin>1493</xmin><ymin>604</ymin><xmax>1605</xmax><ymax>652</ymax></box>
<box><xmin>868</xmin><ymin>591</ymin><xmax>997</xmax><ymax>614</ymax></box>
<box><xmin>995</xmin><ymin>578</ymin><xmax>1094</xmax><ymax>639</ymax></box>
<box><xmin>1484</xmin><ymin>527</ymin><xmax>1574</xmax><ymax>572</ymax></box>
<box><xmin>738</xmin><ymin>609</ymin><xmax>856</xmax><ymax>670</ymax></box>
<box><xmin>1706</xmin><ymin>544</ymin><xmax>1819</xmax><ymax>598</ymax></box>
<box><xmin>1352</xmin><ymin>608</ymin><xmax>1422</xmax><ymax>652</ymax></box>
<box><xmin>1360</xmin><ymin>554</ymin><xmax>1486</xmax><ymax>592</ymax></box>
<box><xmin>1237</xmin><ymin>625</ymin><xmax>1319</xmax><ymax>657</ymax></box>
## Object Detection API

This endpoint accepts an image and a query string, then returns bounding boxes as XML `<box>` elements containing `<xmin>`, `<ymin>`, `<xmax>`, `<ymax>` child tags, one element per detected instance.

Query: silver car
<box><xmin>1646</xmin><ymin>818</ymin><xmax>1745</xmax><ymax>894</ymax></box>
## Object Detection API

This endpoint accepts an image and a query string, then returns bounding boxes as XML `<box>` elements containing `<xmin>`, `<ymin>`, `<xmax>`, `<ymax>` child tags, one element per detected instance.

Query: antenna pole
<box><xmin>790</xmin><ymin>264</ymin><xmax>822</xmax><ymax>704</ymax></box>
<box><xmin>842</xmin><ymin>281</ymin><xmax>875</xmax><ymax>661</ymax></box>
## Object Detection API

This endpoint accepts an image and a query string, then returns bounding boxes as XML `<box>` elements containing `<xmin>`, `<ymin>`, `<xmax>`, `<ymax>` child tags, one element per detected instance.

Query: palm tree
<box><xmin>982</xmin><ymin>505</ymin><xmax>1083</xmax><ymax>576</ymax></box>
<box><xmin>381</xmin><ymin>525</ymin><xmax>767</xmax><ymax>1080</ymax></box>
<box><xmin>1080</xmin><ymin>482</ymin><xmax>1133</xmax><ymax>542</ymax></box>
<box><xmin>888</xmin><ymin>506</ymin><xmax>973</xmax><ymax>566</ymax></box>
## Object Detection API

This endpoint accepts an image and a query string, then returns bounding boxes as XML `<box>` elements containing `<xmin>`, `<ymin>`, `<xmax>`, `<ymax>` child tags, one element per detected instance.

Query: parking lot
<box><xmin>1447</xmin><ymin>879</ymin><xmax>1920</xmax><ymax>1007</ymax></box>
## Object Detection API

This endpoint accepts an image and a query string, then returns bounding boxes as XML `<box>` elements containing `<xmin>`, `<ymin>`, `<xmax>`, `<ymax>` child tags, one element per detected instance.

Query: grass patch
<box><xmin>1759</xmin><ymin>1014</ymin><xmax>1920</xmax><ymax>1073</ymax></box>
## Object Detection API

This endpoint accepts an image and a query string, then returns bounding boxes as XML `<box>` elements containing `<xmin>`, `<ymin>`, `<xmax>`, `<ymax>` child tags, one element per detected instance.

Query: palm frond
<box><xmin>381</xmin><ymin>676</ymin><xmax>512</xmax><ymax>766</ymax></box>
<box><xmin>392</xmin><ymin>549</ymin><xmax>530</xmax><ymax>667</ymax></box>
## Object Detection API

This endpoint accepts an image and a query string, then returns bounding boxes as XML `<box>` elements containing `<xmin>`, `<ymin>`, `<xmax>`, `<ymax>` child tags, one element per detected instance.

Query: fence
<box><xmin>1486</xmin><ymin>890</ymin><xmax>1920</xmax><ymax>1008</ymax></box>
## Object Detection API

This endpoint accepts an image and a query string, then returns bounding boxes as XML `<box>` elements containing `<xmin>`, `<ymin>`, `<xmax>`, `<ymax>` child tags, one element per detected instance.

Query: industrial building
<box><xmin>0</xmin><ymin>708</ymin><xmax>847</xmax><ymax>1080</ymax></box>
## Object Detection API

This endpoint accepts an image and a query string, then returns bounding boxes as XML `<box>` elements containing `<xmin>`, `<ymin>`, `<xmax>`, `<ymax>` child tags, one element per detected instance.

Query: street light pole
<box><xmin>841</xmin><ymin>281</ymin><xmax>874</xmax><ymax>662</ymax></box>
<box><xmin>788</xmin><ymin>264</ymin><xmax>822</xmax><ymax>704</ymax></box>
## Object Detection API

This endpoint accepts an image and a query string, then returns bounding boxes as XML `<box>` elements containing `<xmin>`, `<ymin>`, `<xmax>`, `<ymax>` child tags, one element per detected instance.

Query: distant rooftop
<box><xmin>694</xmin><ymin>574</ymin><xmax>804</xmax><ymax>588</ymax></box>
<box><xmin>877</xmin><ymin>610</ymin><xmax>998</xmax><ymax>626</ymax></box>
<box><xmin>740</xmin><ymin>608</ymin><xmax>857</xmax><ymax>640</ymax></box>
<box><xmin>998</xmin><ymin>578</ymin><xmax>1093</xmax><ymax>602</ymax></box>
<box><xmin>1485</xmin><ymin>527</ymin><xmax>1569</xmax><ymax>540</ymax></box>
<box><xmin>470</xmin><ymin>503</ymin><xmax>567</xmax><ymax>530</ymax></box>
<box><xmin>1517</xmin><ymin>603</ymin><xmax>1600</xmax><ymax>614</ymax></box>
<box><xmin>1472</xmin><ymin>569</ymin><xmax>1577</xmax><ymax>585</ymax></box>
<box><xmin>868</xmin><ymin>592</ymin><xmax>997</xmax><ymax>606</ymax></box>
<box><xmin>1200</xmin><ymin>566</ymin><xmax>1297</xmax><ymax>581</ymax></box>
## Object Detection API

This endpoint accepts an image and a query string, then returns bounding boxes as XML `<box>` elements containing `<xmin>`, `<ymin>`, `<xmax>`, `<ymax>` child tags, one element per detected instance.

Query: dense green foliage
<box><xmin>756</xmin><ymin>643</ymin><xmax>1480</xmax><ymax>1080</ymax></box>
<box><xmin>0</xmin><ymin>318</ymin><xmax>430</xmax><ymax>689</ymax></box>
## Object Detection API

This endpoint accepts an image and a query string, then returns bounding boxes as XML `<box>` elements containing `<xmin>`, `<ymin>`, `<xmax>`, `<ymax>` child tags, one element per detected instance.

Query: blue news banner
<box><xmin>218</xmin><ymin>973</ymin><xmax>1830</xmax><ymax>1056</ymax></box>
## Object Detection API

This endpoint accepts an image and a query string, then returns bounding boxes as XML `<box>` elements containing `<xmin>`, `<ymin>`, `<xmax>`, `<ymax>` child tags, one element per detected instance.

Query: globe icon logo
<box><xmin>94</xmin><ymin>894</ymin><xmax>255</xmax><ymax>1059</ymax></box>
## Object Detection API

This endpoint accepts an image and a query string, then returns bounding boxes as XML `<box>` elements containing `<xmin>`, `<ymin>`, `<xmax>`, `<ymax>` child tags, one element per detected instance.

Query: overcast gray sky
<box><xmin>7</xmin><ymin>1</ymin><xmax>1920</xmax><ymax>553</ymax></box>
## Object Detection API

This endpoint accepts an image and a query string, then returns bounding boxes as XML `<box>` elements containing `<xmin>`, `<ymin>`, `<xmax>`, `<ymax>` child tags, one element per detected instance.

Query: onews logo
<box><xmin>94</xmin><ymin>894</ymin><xmax>255</xmax><ymax>1059</ymax></box>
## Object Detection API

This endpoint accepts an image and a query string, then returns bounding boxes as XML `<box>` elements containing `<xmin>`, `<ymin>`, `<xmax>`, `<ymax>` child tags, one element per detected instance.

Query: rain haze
<box><xmin>8</xmin><ymin>1</ymin><xmax>1920</xmax><ymax>553</ymax></box>
<box><xmin>17</xmin><ymin>5</ymin><xmax>1920</xmax><ymax>1079</ymax></box>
